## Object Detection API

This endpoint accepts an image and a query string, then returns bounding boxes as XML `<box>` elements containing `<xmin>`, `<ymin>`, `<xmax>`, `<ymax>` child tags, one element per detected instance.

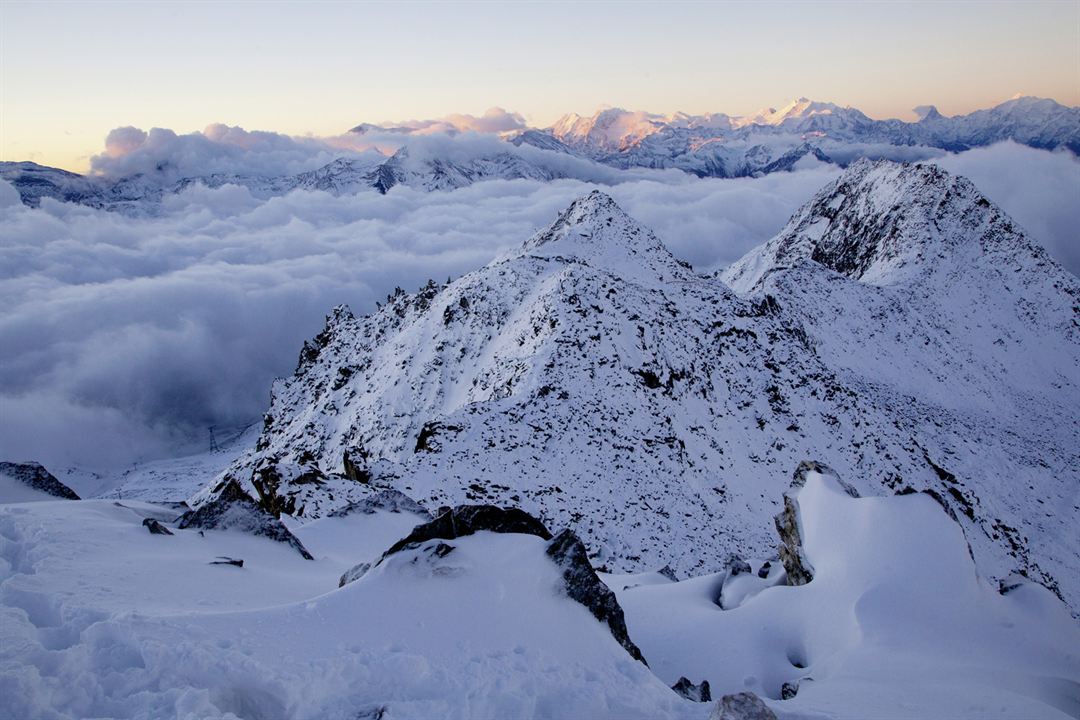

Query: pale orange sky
<box><xmin>2</xmin><ymin>0</ymin><xmax>1078</xmax><ymax>173</ymax></box>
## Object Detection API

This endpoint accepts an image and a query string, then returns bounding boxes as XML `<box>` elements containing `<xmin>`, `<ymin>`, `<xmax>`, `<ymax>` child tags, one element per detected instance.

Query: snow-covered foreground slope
<box><xmin>613</xmin><ymin>471</ymin><xmax>1080</xmax><ymax>719</ymax></box>
<box><xmin>0</xmin><ymin>498</ymin><xmax>694</xmax><ymax>720</ymax></box>
<box><xmin>2</xmin><ymin>470</ymin><xmax>1076</xmax><ymax>718</ymax></box>
<box><xmin>201</xmin><ymin>163</ymin><xmax>1079</xmax><ymax>612</ymax></box>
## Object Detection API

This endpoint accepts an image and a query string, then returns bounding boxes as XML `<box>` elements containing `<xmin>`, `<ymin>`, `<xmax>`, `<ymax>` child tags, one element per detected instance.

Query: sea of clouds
<box><xmin>1</xmin><ymin>133</ymin><xmax>1077</xmax><ymax>476</ymax></box>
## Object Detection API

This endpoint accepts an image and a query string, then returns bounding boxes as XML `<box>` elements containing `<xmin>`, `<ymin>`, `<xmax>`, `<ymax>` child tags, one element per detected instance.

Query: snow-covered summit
<box><xmin>722</xmin><ymin>157</ymin><xmax>1049</xmax><ymax>289</ymax></box>
<box><xmin>517</xmin><ymin>190</ymin><xmax>692</xmax><ymax>281</ymax></box>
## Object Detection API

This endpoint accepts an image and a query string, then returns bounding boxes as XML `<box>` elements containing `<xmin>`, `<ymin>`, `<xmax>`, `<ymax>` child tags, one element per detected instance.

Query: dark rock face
<box><xmin>709</xmin><ymin>692</ymin><xmax>778</xmax><ymax>720</ymax></box>
<box><xmin>342</xmin><ymin>448</ymin><xmax>371</xmax><ymax>483</ymax></box>
<box><xmin>774</xmin><ymin>494</ymin><xmax>814</xmax><ymax>586</ymax></box>
<box><xmin>546</xmin><ymin>528</ymin><xmax>647</xmax><ymax>665</ymax></box>
<box><xmin>380</xmin><ymin>505</ymin><xmax>552</xmax><ymax>559</ymax></box>
<box><xmin>0</xmin><ymin>461</ymin><xmax>80</xmax><ymax>500</ymax></box>
<box><xmin>757</xmin><ymin>561</ymin><xmax>772</xmax><ymax>579</ymax></box>
<box><xmin>671</xmin><ymin>677</ymin><xmax>712</xmax><ymax>702</ymax></box>
<box><xmin>658</xmin><ymin>564</ymin><xmax>679</xmax><ymax>582</ymax></box>
<box><xmin>780</xmin><ymin>681</ymin><xmax>799</xmax><ymax>699</ymax></box>
<box><xmin>142</xmin><ymin>518</ymin><xmax>173</xmax><ymax>535</ymax></box>
<box><xmin>178</xmin><ymin>480</ymin><xmax>314</xmax><ymax>560</ymax></box>
<box><xmin>338</xmin><ymin>562</ymin><xmax>371</xmax><ymax>588</ymax></box>
<box><xmin>327</xmin><ymin>489</ymin><xmax>431</xmax><ymax>520</ymax></box>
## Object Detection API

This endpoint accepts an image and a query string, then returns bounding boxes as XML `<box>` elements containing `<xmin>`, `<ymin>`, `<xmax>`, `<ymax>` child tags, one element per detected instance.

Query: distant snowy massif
<box><xmin>1</xmin><ymin>97</ymin><xmax>1079</xmax><ymax>720</ymax></box>
<box><xmin>2</xmin><ymin>95</ymin><xmax>1079</xmax><ymax>212</ymax></box>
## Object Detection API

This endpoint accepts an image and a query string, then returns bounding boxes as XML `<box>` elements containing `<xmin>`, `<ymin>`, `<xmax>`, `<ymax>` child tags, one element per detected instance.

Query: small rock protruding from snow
<box><xmin>142</xmin><ymin>518</ymin><xmax>173</xmax><ymax>535</ymax></box>
<box><xmin>546</xmin><ymin>528</ymin><xmax>647</xmax><ymax>665</ymax></box>
<box><xmin>338</xmin><ymin>562</ymin><xmax>372</xmax><ymax>588</ymax></box>
<box><xmin>0</xmin><ymin>461</ymin><xmax>80</xmax><ymax>500</ymax></box>
<box><xmin>709</xmin><ymin>692</ymin><xmax>778</xmax><ymax>720</ymax></box>
<box><xmin>780</xmin><ymin>680</ymin><xmax>799</xmax><ymax>700</ymax></box>
<box><xmin>671</xmin><ymin>676</ymin><xmax>712</xmax><ymax>702</ymax></box>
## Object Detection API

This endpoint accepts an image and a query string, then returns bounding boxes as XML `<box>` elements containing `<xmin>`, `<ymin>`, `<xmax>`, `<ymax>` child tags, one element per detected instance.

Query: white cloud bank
<box><xmin>1</xmin><ymin>142</ymin><xmax>1076</xmax><ymax>473</ymax></box>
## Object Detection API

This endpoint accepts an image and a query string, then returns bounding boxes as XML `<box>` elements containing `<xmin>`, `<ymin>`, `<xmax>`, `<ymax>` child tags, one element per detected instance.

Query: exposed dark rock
<box><xmin>210</xmin><ymin>557</ymin><xmax>244</xmax><ymax>568</ymax></box>
<box><xmin>142</xmin><ymin>518</ymin><xmax>173</xmax><ymax>535</ymax></box>
<box><xmin>342</xmin><ymin>447</ymin><xmax>371</xmax><ymax>483</ymax></box>
<box><xmin>249</xmin><ymin>460</ymin><xmax>327</xmax><ymax>517</ymax></box>
<box><xmin>178</xmin><ymin>479</ymin><xmax>314</xmax><ymax>560</ymax></box>
<box><xmin>0</xmin><ymin>461</ymin><xmax>80</xmax><ymax>500</ymax></box>
<box><xmin>791</xmin><ymin>460</ymin><xmax>859</xmax><ymax>497</ymax></box>
<box><xmin>774</xmin><ymin>493</ymin><xmax>814</xmax><ymax>586</ymax></box>
<box><xmin>339</xmin><ymin>562</ymin><xmax>371</xmax><ymax>588</ymax></box>
<box><xmin>546</xmin><ymin>528</ymin><xmax>647</xmax><ymax>665</ymax></box>
<box><xmin>413</xmin><ymin>421</ymin><xmax>462</xmax><ymax>453</ymax></box>
<box><xmin>671</xmin><ymin>677</ymin><xmax>712</xmax><ymax>702</ymax></box>
<box><xmin>757</xmin><ymin>561</ymin><xmax>772</xmax><ymax>579</ymax></box>
<box><xmin>709</xmin><ymin>692</ymin><xmax>777</xmax><ymax>720</ymax></box>
<box><xmin>780</xmin><ymin>681</ymin><xmax>799</xmax><ymax>700</ymax></box>
<box><xmin>380</xmin><ymin>505</ymin><xmax>552</xmax><ymax>559</ymax></box>
<box><xmin>725</xmin><ymin>554</ymin><xmax>752</xmax><ymax>577</ymax></box>
<box><xmin>658</xmin><ymin>564</ymin><xmax>679</xmax><ymax>582</ymax></box>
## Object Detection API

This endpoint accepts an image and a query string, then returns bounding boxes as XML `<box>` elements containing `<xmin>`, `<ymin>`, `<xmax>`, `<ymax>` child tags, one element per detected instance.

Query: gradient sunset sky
<box><xmin>2</xmin><ymin>0</ymin><xmax>1078</xmax><ymax>172</ymax></box>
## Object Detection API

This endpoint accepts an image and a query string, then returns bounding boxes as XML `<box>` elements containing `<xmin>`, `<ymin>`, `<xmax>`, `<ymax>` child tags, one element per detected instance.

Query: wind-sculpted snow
<box><xmin>614</xmin><ymin>471</ymin><xmax>1080</xmax><ymax>718</ymax></box>
<box><xmin>196</xmin><ymin>166</ymin><xmax>1080</xmax><ymax>611</ymax></box>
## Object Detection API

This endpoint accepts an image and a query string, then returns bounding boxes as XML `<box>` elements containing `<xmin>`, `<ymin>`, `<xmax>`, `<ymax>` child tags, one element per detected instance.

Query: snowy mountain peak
<box><xmin>518</xmin><ymin>191</ymin><xmax>690</xmax><ymax>278</ymax></box>
<box><xmin>722</xmin><ymin>158</ymin><xmax>1036</xmax><ymax>289</ymax></box>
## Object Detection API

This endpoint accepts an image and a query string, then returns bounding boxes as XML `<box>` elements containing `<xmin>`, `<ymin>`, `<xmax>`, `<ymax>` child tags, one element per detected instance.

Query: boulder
<box><xmin>380</xmin><ymin>504</ymin><xmax>552</xmax><ymax>559</ymax></box>
<box><xmin>178</xmin><ymin>479</ymin><xmax>314</xmax><ymax>560</ymax></box>
<box><xmin>780</xmin><ymin>681</ymin><xmax>799</xmax><ymax>699</ymax></box>
<box><xmin>709</xmin><ymin>692</ymin><xmax>777</xmax><ymax>720</ymax></box>
<box><xmin>338</xmin><ymin>562</ymin><xmax>371</xmax><ymax>588</ymax></box>
<box><xmin>546</xmin><ymin>528</ymin><xmax>647</xmax><ymax>665</ymax></box>
<box><xmin>671</xmin><ymin>676</ymin><xmax>712</xmax><ymax>702</ymax></box>
<box><xmin>725</xmin><ymin>554</ymin><xmax>752</xmax><ymax>576</ymax></box>
<box><xmin>142</xmin><ymin>518</ymin><xmax>173</xmax><ymax>535</ymax></box>
<box><xmin>0</xmin><ymin>461</ymin><xmax>80</xmax><ymax>499</ymax></box>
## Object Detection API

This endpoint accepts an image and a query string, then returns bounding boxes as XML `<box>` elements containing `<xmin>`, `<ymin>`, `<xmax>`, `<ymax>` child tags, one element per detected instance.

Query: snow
<box><xmin>0</xmin><ymin>498</ymin><xmax>696</xmax><ymax>720</ymax></box>
<box><xmin>612</xmin><ymin>472</ymin><xmax>1080</xmax><ymax>719</ymax></box>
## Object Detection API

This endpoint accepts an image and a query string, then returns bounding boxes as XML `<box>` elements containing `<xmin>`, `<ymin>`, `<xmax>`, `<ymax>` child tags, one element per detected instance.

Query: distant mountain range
<box><xmin>2</xmin><ymin>96</ymin><xmax>1077</xmax><ymax>213</ymax></box>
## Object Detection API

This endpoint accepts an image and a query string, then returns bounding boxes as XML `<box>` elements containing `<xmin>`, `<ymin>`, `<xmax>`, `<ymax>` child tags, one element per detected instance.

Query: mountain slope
<box><xmin>723</xmin><ymin>158</ymin><xmax>1080</xmax><ymax>604</ymax></box>
<box><xmin>193</xmin><ymin>169</ymin><xmax>1080</xmax><ymax>610</ymax></box>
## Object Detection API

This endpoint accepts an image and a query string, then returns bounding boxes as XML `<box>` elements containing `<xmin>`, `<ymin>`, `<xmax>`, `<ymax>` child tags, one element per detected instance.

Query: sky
<box><xmin>2</xmin><ymin>0</ymin><xmax>1078</xmax><ymax>172</ymax></box>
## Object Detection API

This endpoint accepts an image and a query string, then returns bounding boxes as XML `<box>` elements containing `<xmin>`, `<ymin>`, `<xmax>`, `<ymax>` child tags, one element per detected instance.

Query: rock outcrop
<box><xmin>178</xmin><ymin>480</ymin><xmax>313</xmax><ymax>560</ymax></box>
<box><xmin>546</xmin><ymin>528</ymin><xmax>647</xmax><ymax>665</ymax></box>
<box><xmin>671</xmin><ymin>676</ymin><xmax>712</xmax><ymax>702</ymax></box>
<box><xmin>709</xmin><ymin>692</ymin><xmax>777</xmax><ymax>720</ymax></box>
<box><xmin>0</xmin><ymin>461</ymin><xmax>80</xmax><ymax>500</ymax></box>
<box><xmin>380</xmin><ymin>505</ymin><xmax>552</xmax><ymax>560</ymax></box>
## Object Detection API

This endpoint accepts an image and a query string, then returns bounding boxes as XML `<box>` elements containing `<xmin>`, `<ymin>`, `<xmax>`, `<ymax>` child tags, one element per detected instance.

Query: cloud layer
<box><xmin>1</xmin><ymin>142</ymin><xmax>1076</xmax><ymax>476</ymax></box>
